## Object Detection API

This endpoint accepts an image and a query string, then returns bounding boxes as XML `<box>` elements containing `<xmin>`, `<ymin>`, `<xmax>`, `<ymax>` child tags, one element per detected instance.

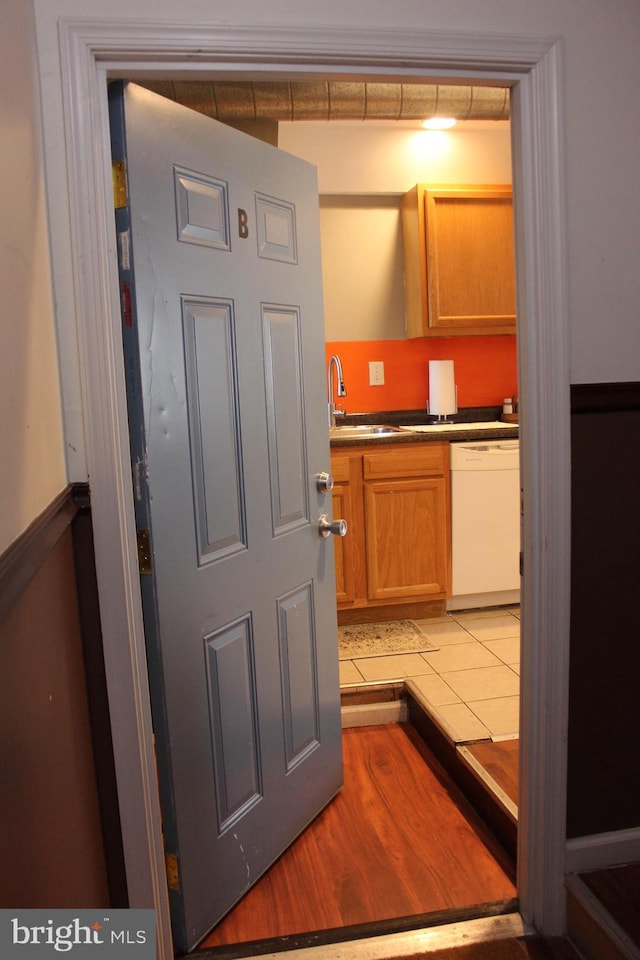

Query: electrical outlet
<box><xmin>369</xmin><ymin>361</ymin><xmax>385</xmax><ymax>386</ymax></box>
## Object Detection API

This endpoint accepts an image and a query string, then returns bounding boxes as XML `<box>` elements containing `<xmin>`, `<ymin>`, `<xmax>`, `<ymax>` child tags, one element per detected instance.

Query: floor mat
<box><xmin>338</xmin><ymin>619</ymin><xmax>439</xmax><ymax>660</ymax></box>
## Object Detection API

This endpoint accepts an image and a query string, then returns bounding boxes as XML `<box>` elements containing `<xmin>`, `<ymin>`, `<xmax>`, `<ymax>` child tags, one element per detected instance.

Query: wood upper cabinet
<box><xmin>330</xmin><ymin>442</ymin><xmax>451</xmax><ymax>615</ymax></box>
<box><xmin>401</xmin><ymin>184</ymin><xmax>517</xmax><ymax>337</ymax></box>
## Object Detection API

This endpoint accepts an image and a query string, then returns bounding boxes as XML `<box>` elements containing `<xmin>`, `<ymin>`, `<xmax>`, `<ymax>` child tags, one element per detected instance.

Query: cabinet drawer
<box><xmin>363</xmin><ymin>443</ymin><xmax>448</xmax><ymax>480</ymax></box>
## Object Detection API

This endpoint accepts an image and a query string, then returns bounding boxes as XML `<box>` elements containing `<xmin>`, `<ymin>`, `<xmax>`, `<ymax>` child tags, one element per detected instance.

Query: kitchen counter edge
<box><xmin>329</xmin><ymin>408</ymin><xmax>518</xmax><ymax>447</ymax></box>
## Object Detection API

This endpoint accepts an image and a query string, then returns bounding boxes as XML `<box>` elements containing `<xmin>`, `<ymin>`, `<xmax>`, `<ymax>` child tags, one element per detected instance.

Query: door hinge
<box><xmin>112</xmin><ymin>159</ymin><xmax>127</xmax><ymax>209</ymax></box>
<box><xmin>137</xmin><ymin>528</ymin><xmax>152</xmax><ymax>575</ymax></box>
<box><xmin>164</xmin><ymin>853</ymin><xmax>180</xmax><ymax>893</ymax></box>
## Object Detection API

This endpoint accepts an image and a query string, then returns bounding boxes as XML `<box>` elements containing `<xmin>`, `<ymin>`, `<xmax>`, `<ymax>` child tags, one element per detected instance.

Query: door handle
<box><xmin>318</xmin><ymin>514</ymin><xmax>347</xmax><ymax>538</ymax></box>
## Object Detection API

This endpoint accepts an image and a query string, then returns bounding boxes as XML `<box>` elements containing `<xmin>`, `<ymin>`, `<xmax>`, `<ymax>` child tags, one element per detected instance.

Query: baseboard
<box><xmin>446</xmin><ymin>590</ymin><xmax>520</xmax><ymax>612</ymax></box>
<box><xmin>566</xmin><ymin>827</ymin><xmax>640</xmax><ymax>874</ymax></box>
<box><xmin>338</xmin><ymin>599</ymin><xmax>446</xmax><ymax>625</ymax></box>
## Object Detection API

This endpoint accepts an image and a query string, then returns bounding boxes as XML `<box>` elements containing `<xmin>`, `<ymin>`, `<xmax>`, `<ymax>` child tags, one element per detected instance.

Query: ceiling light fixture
<box><xmin>421</xmin><ymin>117</ymin><xmax>457</xmax><ymax>130</ymax></box>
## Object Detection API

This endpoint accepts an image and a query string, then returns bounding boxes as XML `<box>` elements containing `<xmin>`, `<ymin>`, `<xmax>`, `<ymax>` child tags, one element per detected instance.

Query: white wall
<box><xmin>279</xmin><ymin>121</ymin><xmax>513</xmax><ymax>194</ymax></box>
<box><xmin>0</xmin><ymin>0</ymin><xmax>633</xmax><ymax>502</ymax></box>
<box><xmin>0</xmin><ymin>0</ymin><xmax>66</xmax><ymax>551</ymax></box>
<box><xmin>319</xmin><ymin>196</ymin><xmax>406</xmax><ymax>341</ymax></box>
<box><xmin>30</xmin><ymin>0</ymin><xmax>640</xmax><ymax>469</ymax></box>
<box><xmin>281</xmin><ymin>121</ymin><xmax>512</xmax><ymax>340</ymax></box>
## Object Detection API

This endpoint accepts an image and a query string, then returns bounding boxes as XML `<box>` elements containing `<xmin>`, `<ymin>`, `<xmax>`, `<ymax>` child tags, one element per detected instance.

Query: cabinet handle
<box><xmin>318</xmin><ymin>514</ymin><xmax>347</xmax><ymax>538</ymax></box>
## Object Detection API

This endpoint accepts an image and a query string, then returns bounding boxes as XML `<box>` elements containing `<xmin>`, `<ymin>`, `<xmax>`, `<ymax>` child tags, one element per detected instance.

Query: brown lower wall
<box><xmin>0</xmin><ymin>488</ymin><xmax>121</xmax><ymax>907</ymax></box>
<box><xmin>567</xmin><ymin>383</ymin><xmax>640</xmax><ymax>837</ymax></box>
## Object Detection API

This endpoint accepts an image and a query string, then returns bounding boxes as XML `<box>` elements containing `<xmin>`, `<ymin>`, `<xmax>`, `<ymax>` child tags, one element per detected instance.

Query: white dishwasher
<box><xmin>449</xmin><ymin>439</ymin><xmax>520</xmax><ymax>610</ymax></box>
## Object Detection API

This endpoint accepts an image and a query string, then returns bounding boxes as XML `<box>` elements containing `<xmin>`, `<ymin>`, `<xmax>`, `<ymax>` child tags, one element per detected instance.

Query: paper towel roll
<box><xmin>428</xmin><ymin>360</ymin><xmax>457</xmax><ymax>416</ymax></box>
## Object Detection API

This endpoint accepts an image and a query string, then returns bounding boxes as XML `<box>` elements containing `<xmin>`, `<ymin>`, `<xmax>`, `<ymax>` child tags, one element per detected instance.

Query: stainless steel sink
<box><xmin>329</xmin><ymin>423</ymin><xmax>403</xmax><ymax>439</ymax></box>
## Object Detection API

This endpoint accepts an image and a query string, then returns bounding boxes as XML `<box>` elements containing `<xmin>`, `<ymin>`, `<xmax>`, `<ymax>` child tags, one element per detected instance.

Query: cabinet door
<box><xmin>364</xmin><ymin>475</ymin><xmax>450</xmax><ymax>601</ymax></box>
<box><xmin>330</xmin><ymin>454</ymin><xmax>356</xmax><ymax>604</ymax></box>
<box><xmin>402</xmin><ymin>184</ymin><xmax>516</xmax><ymax>337</ymax></box>
<box><xmin>362</xmin><ymin>443</ymin><xmax>451</xmax><ymax>602</ymax></box>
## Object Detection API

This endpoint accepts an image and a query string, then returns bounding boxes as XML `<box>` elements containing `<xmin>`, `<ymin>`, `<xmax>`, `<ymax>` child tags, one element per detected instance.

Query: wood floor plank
<box><xmin>466</xmin><ymin>739</ymin><xmax>519</xmax><ymax>805</ymax></box>
<box><xmin>581</xmin><ymin>863</ymin><xmax>640</xmax><ymax>945</ymax></box>
<box><xmin>200</xmin><ymin>723</ymin><xmax>516</xmax><ymax>949</ymax></box>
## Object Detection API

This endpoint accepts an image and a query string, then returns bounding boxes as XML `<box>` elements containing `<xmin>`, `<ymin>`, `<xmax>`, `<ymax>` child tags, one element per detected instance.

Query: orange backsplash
<box><xmin>324</xmin><ymin>337</ymin><xmax>518</xmax><ymax>414</ymax></box>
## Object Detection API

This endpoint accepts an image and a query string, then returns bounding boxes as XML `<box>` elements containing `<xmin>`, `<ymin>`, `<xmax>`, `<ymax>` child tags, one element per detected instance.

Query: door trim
<box><xmin>45</xmin><ymin>17</ymin><xmax>570</xmax><ymax>953</ymax></box>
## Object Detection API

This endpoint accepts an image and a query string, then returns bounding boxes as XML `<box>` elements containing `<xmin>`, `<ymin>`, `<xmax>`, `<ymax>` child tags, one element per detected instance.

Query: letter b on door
<box><xmin>238</xmin><ymin>208</ymin><xmax>249</xmax><ymax>239</ymax></box>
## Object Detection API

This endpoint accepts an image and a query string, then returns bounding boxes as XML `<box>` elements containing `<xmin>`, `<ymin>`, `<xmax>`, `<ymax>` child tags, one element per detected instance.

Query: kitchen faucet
<box><xmin>327</xmin><ymin>354</ymin><xmax>347</xmax><ymax>427</ymax></box>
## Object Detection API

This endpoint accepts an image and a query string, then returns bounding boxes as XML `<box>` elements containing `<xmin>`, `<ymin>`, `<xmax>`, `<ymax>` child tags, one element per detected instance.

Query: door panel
<box><xmin>174</xmin><ymin>165</ymin><xmax>231</xmax><ymax>250</ymax></box>
<box><xmin>182</xmin><ymin>296</ymin><xmax>245</xmax><ymax>562</ymax></box>
<box><xmin>263</xmin><ymin>306</ymin><xmax>308</xmax><ymax>533</ymax></box>
<box><xmin>277</xmin><ymin>582</ymin><xmax>320</xmax><ymax>768</ymax></box>
<box><xmin>204</xmin><ymin>617</ymin><xmax>261</xmax><ymax>829</ymax></box>
<box><xmin>110</xmin><ymin>81</ymin><xmax>342</xmax><ymax>953</ymax></box>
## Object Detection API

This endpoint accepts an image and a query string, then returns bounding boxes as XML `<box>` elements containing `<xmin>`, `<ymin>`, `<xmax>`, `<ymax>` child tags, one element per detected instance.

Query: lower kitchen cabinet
<box><xmin>329</xmin><ymin>452</ymin><xmax>357</xmax><ymax>605</ymax></box>
<box><xmin>330</xmin><ymin>441</ymin><xmax>451</xmax><ymax>619</ymax></box>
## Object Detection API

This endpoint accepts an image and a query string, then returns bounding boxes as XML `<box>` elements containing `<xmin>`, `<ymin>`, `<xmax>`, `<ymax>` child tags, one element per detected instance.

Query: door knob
<box><xmin>316</xmin><ymin>471</ymin><xmax>334</xmax><ymax>493</ymax></box>
<box><xmin>318</xmin><ymin>514</ymin><xmax>347</xmax><ymax>538</ymax></box>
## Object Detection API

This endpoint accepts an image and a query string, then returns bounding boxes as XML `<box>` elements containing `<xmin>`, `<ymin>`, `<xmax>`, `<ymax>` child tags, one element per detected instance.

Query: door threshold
<box><xmin>192</xmin><ymin>904</ymin><xmax>524</xmax><ymax>959</ymax></box>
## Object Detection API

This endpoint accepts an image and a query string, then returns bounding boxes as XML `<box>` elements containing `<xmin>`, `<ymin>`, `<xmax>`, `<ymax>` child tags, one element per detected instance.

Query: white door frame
<box><xmin>50</xmin><ymin>19</ymin><xmax>570</xmax><ymax>957</ymax></box>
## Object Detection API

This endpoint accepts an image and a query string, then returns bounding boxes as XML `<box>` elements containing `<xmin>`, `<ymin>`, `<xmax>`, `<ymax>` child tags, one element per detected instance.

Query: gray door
<box><xmin>110</xmin><ymin>82</ymin><xmax>343</xmax><ymax>953</ymax></box>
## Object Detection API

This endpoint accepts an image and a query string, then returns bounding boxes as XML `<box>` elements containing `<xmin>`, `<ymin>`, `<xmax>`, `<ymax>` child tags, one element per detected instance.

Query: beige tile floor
<box><xmin>339</xmin><ymin>607</ymin><xmax>521</xmax><ymax>744</ymax></box>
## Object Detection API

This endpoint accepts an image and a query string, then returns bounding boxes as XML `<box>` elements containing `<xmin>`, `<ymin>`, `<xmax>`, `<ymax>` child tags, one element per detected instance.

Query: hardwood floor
<box><xmin>466</xmin><ymin>739</ymin><xmax>519</xmax><ymax>805</ymax></box>
<box><xmin>199</xmin><ymin>723</ymin><xmax>516</xmax><ymax>952</ymax></box>
<box><xmin>580</xmin><ymin>863</ymin><xmax>640</xmax><ymax>946</ymax></box>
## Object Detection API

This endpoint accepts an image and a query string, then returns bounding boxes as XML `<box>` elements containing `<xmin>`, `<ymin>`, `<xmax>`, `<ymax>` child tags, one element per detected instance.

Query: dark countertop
<box><xmin>329</xmin><ymin>407</ymin><xmax>519</xmax><ymax>447</ymax></box>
